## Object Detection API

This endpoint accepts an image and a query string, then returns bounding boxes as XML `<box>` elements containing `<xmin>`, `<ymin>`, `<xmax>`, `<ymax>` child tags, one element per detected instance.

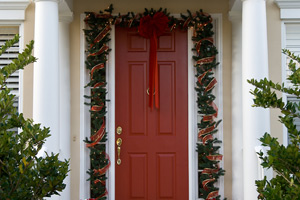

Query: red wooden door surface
<box><xmin>115</xmin><ymin>26</ymin><xmax>188</xmax><ymax>200</ymax></box>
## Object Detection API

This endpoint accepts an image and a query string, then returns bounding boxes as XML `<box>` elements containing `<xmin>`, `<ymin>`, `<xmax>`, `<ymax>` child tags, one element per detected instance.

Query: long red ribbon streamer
<box><xmin>139</xmin><ymin>12</ymin><xmax>169</xmax><ymax>109</ymax></box>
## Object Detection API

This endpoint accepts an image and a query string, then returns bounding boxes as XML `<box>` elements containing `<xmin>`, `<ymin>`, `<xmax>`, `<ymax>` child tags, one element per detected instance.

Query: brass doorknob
<box><xmin>116</xmin><ymin>138</ymin><xmax>122</xmax><ymax>146</ymax></box>
<box><xmin>116</xmin><ymin>138</ymin><xmax>122</xmax><ymax>165</ymax></box>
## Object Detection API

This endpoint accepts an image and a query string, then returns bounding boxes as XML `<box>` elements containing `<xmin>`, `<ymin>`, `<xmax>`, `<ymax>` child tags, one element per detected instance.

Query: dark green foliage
<box><xmin>0</xmin><ymin>35</ymin><xmax>69</xmax><ymax>200</ymax></box>
<box><xmin>248</xmin><ymin>49</ymin><xmax>300</xmax><ymax>199</ymax></box>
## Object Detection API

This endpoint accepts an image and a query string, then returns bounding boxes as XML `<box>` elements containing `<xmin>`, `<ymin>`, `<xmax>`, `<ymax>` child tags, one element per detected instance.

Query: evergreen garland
<box><xmin>84</xmin><ymin>5</ymin><xmax>225</xmax><ymax>200</ymax></box>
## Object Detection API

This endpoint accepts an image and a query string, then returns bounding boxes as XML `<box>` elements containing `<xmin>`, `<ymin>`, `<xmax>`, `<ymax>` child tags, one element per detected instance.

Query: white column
<box><xmin>229</xmin><ymin>11</ymin><xmax>244</xmax><ymax>200</ymax></box>
<box><xmin>58</xmin><ymin>15</ymin><xmax>72</xmax><ymax>200</ymax></box>
<box><xmin>33</xmin><ymin>0</ymin><xmax>59</xmax><ymax>153</ymax></box>
<box><xmin>33</xmin><ymin>0</ymin><xmax>60</xmax><ymax>199</ymax></box>
<box><xmin>242</xmin><ymin>0</ymin><xmax>270</xmax><ymax>199</ymax></box>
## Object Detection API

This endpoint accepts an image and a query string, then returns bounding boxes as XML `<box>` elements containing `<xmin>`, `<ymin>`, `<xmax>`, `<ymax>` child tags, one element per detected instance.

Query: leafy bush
<box><xmin>0</xmin><ymin>35</ymin><xmax>69</xmax><ymax>199</ymax></box>
<box><xmin>248</xmin><ymin>49</ymin><xmax>300</xmax><ymax>200</ymax></box>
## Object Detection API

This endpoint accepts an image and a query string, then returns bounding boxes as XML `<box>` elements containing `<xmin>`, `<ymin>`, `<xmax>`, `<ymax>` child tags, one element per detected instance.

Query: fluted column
<box><xmin>242</xmin><ymin>0</ymin><xmax>270</xmax><ymax>199</ymax></box>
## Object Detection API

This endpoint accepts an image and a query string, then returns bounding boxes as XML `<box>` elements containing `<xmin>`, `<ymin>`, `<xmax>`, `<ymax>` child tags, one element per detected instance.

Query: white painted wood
<box><xmin>18</xmin><ymin>23</ymin><xmax>24</xmax><ymax>115</ymax></box>
<box><xmin>212</xmin><ymin>14</ymin><xmax>224</xmax><ymax>199</ymax></box>
<box><xmin>107</xmin><ymin>25</ymin><xmax>116</xmax><ymax>200</ymax></box>
<box><xmin>281</xmin><ymin>22</ymin><xmax>289</xmax><ymax>147</ymax></box>
<box><xmin>0</xmin><ymin>10</ymin><xmax>25</xmax><ymax>21</ymax></box>
<box><xmin>281</xmin><ymin>9</ymin><xmax>300</xmax><ymax>19</ymax></box>
<box><xmin>33</xmin><ymin>0</ymin><xmax>60</xmax><ymax>152</ymax></box>
<box><xmin>242</xmin><ymin>0</ymin><xmax>270</xmax><ymax>199</ymax></box>
<box><xmin>188</xmin><ymin>28</ymin><xmax>197</xmax><ymax>200</ymax></box>
<box><xmin>275</xmin><ymin>0</ymin><xmax>300</xmax><ymax>9</ymax></box>
<box><xmin>58</xmin><ymin>19</ymin><xmax>71</xmax><ymax>200</ymax></box>
<box><xmin>0</xmin><ymin>0</ymin><xmax>30</xmax><ymax>21</ymax></box>
<box><xmin>229</xmin><ymin>11</ymin><xmax>244</xmax><ymax>200</ymax></box>
<box><xmin>275</xmin><ymin>0</ymin><xmax>300</xmax><ymax>19</ymax></box>
<box><xmin>0</xmin><ymin>0</ymin><xmax>30</xmax><ymax>9</ymax></box>
<box><xmin>79</xmin><ymin>13</ymin><xmax>91</xmax><ymax>199</ymax></box>
<box><xmin>33</xmin><ymin>1</ymin><xmax>60</xmax><ymax>199</ymax></box>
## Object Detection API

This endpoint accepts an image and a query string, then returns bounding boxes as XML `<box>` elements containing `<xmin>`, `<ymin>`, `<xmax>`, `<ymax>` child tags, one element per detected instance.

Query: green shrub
<box><xmin>248</xmin><ymin>49</ymin><xmax>300</xmax><ymax>200</ymax></box>
<box><xmin>0</xmin><ymin>35</ymin><xmax>69</xmax><ymax>200</ymax></box>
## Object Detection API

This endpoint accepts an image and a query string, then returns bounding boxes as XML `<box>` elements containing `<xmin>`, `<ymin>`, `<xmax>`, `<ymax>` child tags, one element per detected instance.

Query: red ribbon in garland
<box><xmin>139</xmin><ymin>12</ymin><xmax>169</xmax><ymax>109</ymax></box>
<box><xmin>88</xmin><ymin>45</ymin><xmax>109</xmax><ymax>57</ymax></box>
<box><xmin>198</xmin><ymin>124</ymin><xmax>215</xmax><ymax>137</ymax></box>
<box><xmin>211</xmin><ymin>102</ymin><xmax>218</xmax><ymax>118</ymax></box>
<box><xmin>93</xmin><ymin>152</ymin><xmax>111</xmax><ymax>199</ymax></box>
<box><xmin>202</xmin><ymin>167</ymin><xmax>219</xmax><ymax>175</ymax></box>
<box><xmin>196</xmin><ymin>37</ymin><xmax>213</xmax><ymax>54</ymax></box>
<box><xmin>183</xmin><ymin>17</ymin><xmax>192</xmax><ymax>28</ymax></box>
<box><xmin>91</xmin><ymin>63</ymin><xmax>105</xmax><ymax>80</ymax></box>
<box><xmin>93</xmin><ymin>153</ymin><xmax>111</xmax><ymax>176</ymax></box>
<box><xmin>90</xmin><ymin>25</ymin><xmax>111</xmax><ymax>48</ymax></box>
<box><xmin>197</xmin><ymin>56</ymin><xmax>215</xmax><ymax>65</ymax></box>
<box><xmin>201</xmin><ymin>134</ymin><xmax>213</xmax><ymax>144</ymax></box>
<box><xmin>203</xmin><ymin>178</ymin><xmax>215</xmax><ymax>191</ymax></box>
<box><xmin>207</xmin><ymin>191</ymin><xmax>219</xmax><ymax>199</ymax></box>
<box><xmin>207</xmin><ymin>155</ymin><xmax>223</xmax><ymax>161</ymax></box>
<box><xmin>91</xmin><ymin>104</ymin><xmax>104</xmax><ymax>112</ymax></box>
<box><xmin>86</xmin><ymin>119</ymin><xmax>105</xmax><ymax>148</ymax></box>
<box><xmin>205</xmin><ymin>78</ymin><xmax>217</xmax><ymax>92</ymax></box>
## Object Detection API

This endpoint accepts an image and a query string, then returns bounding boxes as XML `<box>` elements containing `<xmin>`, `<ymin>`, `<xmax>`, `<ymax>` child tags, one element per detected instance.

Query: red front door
<box><xmin>115</xmin><ymin>26</ymin><xmax>188</xmax><ymax>200</ymax></box>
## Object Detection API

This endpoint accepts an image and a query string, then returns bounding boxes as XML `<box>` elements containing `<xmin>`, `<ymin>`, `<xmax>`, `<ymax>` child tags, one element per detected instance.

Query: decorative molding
<box><xmin>275</xmin><ymin>0</ymin><xmax>300</xmax><ymax>19</ymax></box>
<box><xmin>0</xmin><ymin>0</ymin><xmax>30</xmax><ymax>21</ymax></box>
<box><xmin>0</xmin><ymin>0</ymin><xmax>30</xmax><ymax>10</ymax></box>
<box><xmin>275</xmin><ymin>0</ymin><xmax>300</xmax><ymax>9</ymax></box>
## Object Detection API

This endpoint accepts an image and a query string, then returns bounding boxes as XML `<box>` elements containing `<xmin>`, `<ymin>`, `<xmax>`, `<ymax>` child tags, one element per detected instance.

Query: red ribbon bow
<box><xmin>139</xmin><ymin>12</ymin><xmax>169</xmax><ymax>109</ymax></box>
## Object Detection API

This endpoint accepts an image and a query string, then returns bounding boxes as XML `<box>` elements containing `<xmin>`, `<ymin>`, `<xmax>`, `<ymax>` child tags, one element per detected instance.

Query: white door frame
<box><xmin>80</xmin><ymin>13</ymin><xmax>223</xmax><ymax>200</ymax></box>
